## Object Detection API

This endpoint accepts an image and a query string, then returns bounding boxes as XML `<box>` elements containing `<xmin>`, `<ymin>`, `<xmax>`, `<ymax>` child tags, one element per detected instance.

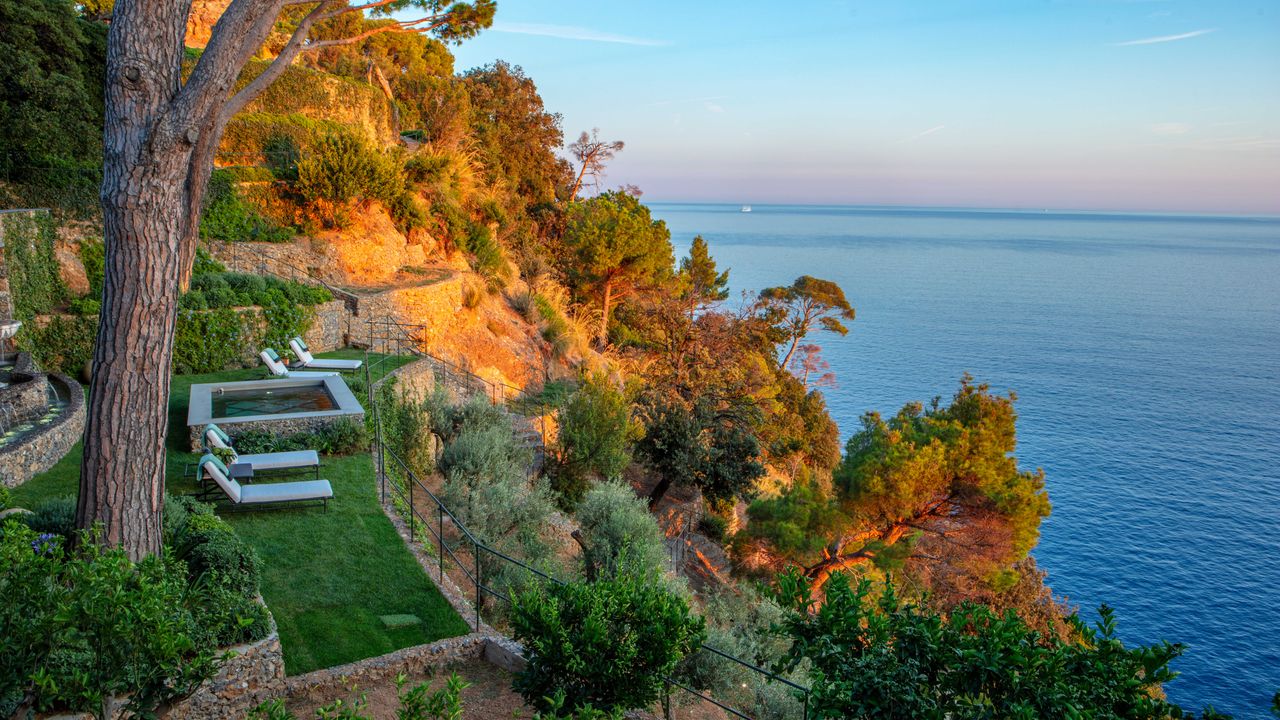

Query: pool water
<box><xmin>211</xmin><ymin>385</ymin><xmax>337</xmax><ymax>418</ymax></box>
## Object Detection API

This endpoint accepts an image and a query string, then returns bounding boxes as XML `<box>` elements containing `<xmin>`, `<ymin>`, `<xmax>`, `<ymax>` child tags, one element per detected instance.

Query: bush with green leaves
<box><xmin>547</xmin><ymin>374</ymin><xmax>633</xmax><ymax>509</ymax></box>
<box><xmin>573</xmin><ymin>481</ymin><xmax>667</xmax><ymax>581</ymax></box>
<box><xmin>173</xmin><ymin>513</ymin><xmax>262</xmax><ymax>597</ymax></box>
<box><xmin>510</xmin><ymin>571</ymin><xmax>706</xmax><ymax>715</ymax></box>
<box><xmin>775</xmin><ymin>569</ymin><xmax>1229</xmax><ymax>720</ymax></box>
<box><xmin>200</xmin><ymin>168</ymin><xmax>295</xmax><ymax>242</ymax></box>
<box><xmin>230</xmin><ymin>418</ymin><xmax>369</xmax><ymax>456</ymax></box>
<box><xmin>676</xmin><ymin>586</ymin><xmax>802</xmax><ymax>720</ymax></box>
<box><xmin>18</xmin><ymin>496</ymin><xmax>76</xmax><ymax>537</ymax></box>
<box><xmin>376</xmin><ymin>379</ymin><xmax>435</xmax><ymax>479</ymax></box>
<box><xmin>0</xmin><ymin>521</ymin><xmax>219</xmax><ymax>718</ymax></box>
<box><xmin>424</xmin><ymin>391</ymin><xmax>508</xmax><ymax>443</ymax></box>
<box><xmin>295</xmin><ymin>131</ymin><xmax>406</xmax><ymax>228</ymax></box>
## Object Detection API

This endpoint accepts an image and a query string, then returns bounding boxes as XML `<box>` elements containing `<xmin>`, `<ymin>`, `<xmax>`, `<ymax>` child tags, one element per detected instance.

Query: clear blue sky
<box><xmin>444</xmin><ymin>1</ymin><xmax>1280</xmax><ymax>213</ymax></box>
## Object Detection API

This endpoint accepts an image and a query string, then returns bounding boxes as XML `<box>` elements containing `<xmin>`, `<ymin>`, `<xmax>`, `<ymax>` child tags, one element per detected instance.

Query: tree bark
<box><xmin>804</xmin><ymin>525</ymin><xmax>909</xmax><ymax>592</ymax></box>
<box><xmin>77</xmin><ymin>0</ymin><xmax>196</xmax><ymax>560</ymax></box>
<box><xmin>647</xmin><ymin>475</ymin><xmax>672</xmax><ymax>511</ymax></box>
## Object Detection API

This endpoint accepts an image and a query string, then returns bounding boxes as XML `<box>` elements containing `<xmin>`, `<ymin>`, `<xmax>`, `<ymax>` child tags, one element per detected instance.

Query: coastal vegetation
<box><xmin>0</xmin><ymin>0</ymin><xmax>1268</xmax><ymax>716</ymax></box>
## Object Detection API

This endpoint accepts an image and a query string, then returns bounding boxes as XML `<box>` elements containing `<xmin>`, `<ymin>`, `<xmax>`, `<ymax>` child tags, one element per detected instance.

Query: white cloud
<box><xmin>1150</xmin><ymin>122</ymin><xmax>1192</xmax><ymax>135</ymax></box>
<box><xmin>704</xmin><ymin>101</ymin><xmax>725</xmax><ymax>113</ymax></box>
<box><xmin>1113</xmin><ymin>28</ymin><xmax>1216</xmax><ymax>46</ymax></box>
<box><xmin>491</xmin><ymin>22</ymin><xmax>669</xmax><ymax>46</ymax></box>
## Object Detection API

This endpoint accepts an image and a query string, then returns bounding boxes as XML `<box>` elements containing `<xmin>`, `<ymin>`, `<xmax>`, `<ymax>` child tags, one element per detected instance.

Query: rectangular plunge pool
<box><xmin>186</xmin><ymin>376</ymin><xmax>364</xmax><ymax>451</ymax></box>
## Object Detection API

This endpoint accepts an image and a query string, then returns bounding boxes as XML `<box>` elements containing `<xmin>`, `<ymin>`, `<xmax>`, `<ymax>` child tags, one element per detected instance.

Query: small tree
<box><xmin>563</xmin><ymin>191</ymin><xmax>674</xmax><ymax>346</ymax></box>
<box><xmin>636</xmin><ymin>394</ymin><xmax>764</xmax><ymax>510</ymax></box>
<box><xmin>758</xmin><ymin>275</ymin><xmax>855</xmax><ymax>369</ymax></box>
<box><xmin>548</xmin><ymin>374</ymin><xmax>634</xmax><ymax>508</ymax></box>
<box><xmin>567</xmin><ymin>128</ymin><xmax>624</xmax><ymax>201</ymax></box>
<box><xmin>510</xmin><ymin>572</ymin><xmax>706</xmax><ymax>715</ymax></box>
<box><xmin>572</xmin><ymin>481</ymin><xmax>667</xmax><ymax>580</ymax></box>
<box><xmin>677</xmin><ymin>235</ymin><xmax>729</xmax><ymax>316</ymax></box>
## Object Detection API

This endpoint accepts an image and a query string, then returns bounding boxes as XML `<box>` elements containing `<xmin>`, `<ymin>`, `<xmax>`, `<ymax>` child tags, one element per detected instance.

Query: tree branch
<box><xmin>300</xmin><ymin>16</ymin><xmax>449</xmax><ymax>49</ymax></box>
<box><xmin>218</xmin><ymin>0</ymin><xmax>334</xmax><ymax>124</ymax></box>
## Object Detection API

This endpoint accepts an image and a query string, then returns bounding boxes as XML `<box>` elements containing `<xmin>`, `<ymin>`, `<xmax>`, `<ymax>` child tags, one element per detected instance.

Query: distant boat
<box><xmin>741</xmin><ymin>205</ymin><xmax>752</xmax><ymax>213</ymax></box>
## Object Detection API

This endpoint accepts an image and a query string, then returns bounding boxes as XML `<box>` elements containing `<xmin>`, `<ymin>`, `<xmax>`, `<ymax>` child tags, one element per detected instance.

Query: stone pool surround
<box><xmin>0</xmin><ymin>353</ymin><xmax>48</xmax><ymax>431</ymax></box>
<box><xmin>186</xmin><ymin>375</ymin><xmax>364</xmax><ymax>452</ymax></box>
<box><xmin>0</xmin><ymin>355</ymin><xmax>85</xmax><ymax>489</ymax></box>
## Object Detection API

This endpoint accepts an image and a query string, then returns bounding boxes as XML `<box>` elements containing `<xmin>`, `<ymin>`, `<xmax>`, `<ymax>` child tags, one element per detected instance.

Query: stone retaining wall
<box><xmin>302</xmin><ymin>299</ymin><xmax>349</xmax><ymax>354</ymax></box>
<box><xmin>165</xmin><ymin>625</ymin><xmax>286</xmax><ymax>720</ymax></box>
<box><xmin>283</xmin><ymin>634</ymin><xmax>497</xmax><ymax>704</ymax></box>
<box><xmin>0</xmin><ymin>374</ymin><xmax>85</xmax><ymax>489</ymax></box>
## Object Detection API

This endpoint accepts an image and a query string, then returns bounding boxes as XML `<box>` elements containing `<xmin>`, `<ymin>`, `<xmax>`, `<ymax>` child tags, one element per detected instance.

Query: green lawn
<box><xmin>10</xmin><ymin>349</ymin><xmax>470</xmax><ymax>675</ymax></box>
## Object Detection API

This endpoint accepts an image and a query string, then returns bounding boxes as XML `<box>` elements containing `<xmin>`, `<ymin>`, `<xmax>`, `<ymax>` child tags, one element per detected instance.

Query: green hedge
<box><xmin>20</xmin><ymin>290</ymin><xmax>322</xmax><ymax>377</ymax></box>
<box><xmin>1</xmin><ymin>210</ymin><xmax>65</xmax><ymax>320</ymax></box>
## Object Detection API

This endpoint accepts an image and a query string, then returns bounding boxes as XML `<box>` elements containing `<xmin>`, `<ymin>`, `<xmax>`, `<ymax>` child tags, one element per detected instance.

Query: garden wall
<box><xmin>164</xmin><ymin>626</ymin><xmax>286</xmax><ymax>720</ymax></box>
<box><xmin>0</xmin><ymin>373</ymin><xmax>85</xmax><ymax>489</ymax></box>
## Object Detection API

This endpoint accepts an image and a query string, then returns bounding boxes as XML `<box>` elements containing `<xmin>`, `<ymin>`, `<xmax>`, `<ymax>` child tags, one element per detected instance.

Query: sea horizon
<box><xmin>646</xmin><ymin>200</ymin><xmax>1280</xmax><ymax>222</ymax></box>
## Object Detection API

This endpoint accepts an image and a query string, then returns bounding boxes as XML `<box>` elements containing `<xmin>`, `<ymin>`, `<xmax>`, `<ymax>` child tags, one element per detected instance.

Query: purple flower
<box><xmin>31</xmin><ymin>533</ymin><xmax>59</xmax><ymax>556</ymax></box>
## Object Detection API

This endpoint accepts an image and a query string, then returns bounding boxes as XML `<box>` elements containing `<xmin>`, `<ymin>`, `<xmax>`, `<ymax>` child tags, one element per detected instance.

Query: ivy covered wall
<box><xmin>0</xmin><ymin>209</ymin><xmax>65</xmax><ymax>322</ymax></box>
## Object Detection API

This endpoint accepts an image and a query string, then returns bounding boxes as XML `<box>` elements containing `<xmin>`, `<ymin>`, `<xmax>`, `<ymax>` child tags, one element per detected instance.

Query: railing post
<box><xmin>376</xmin><ymin>411</ymin><xmax>385</xmax><ymax>505</ymax></box>
<box><xmin>408</xmin><ymin>468</ymin><xmax>415</xmax><ymax>540</ymax></box>
<box><xmin>474</xmin><ymin>541</ymin><xmax>481</xmax><ymax>630</ymax></box>
<box><xmin>438</xmin><ymin>504</ymin><xmax>444</xmax><ymax>582</ymax></box>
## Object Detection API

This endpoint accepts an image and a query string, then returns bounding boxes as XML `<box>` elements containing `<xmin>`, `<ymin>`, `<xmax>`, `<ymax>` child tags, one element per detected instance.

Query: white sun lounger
<box><xmin>260</xmin><ymin>348</ymin><xmax>337</xmax><ymax>378</ymax></box>
<box><xmin>200</xmin><ymin>454</ymin><xmax>333</xmax><ymax>509</ymax></box>
<box><xmin>289</xmin><ymin>337</ymin><xmax>363</xmax><ymax>371</ymax></box>
<box><xmin>202</xmin><ymin>423</ymin><xmax>320</xmax><ymax>475</ymax></box>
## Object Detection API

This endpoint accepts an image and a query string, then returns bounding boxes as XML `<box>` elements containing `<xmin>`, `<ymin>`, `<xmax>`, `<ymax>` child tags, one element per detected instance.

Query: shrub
<box><xmin>511</xmin><ymin>572</ymin><xmax>706</xmax><ymax>714</ymax></box>
<box><xmin>295</xmin><ymin>131</ymin><xmax>404</xmax><ymax>228</ymax></box>
<box><xmin>21</xmin><ymin>496</ymin><xmax>76</xmax><ymax>538</ymax></box>
<box><xmin>425</xmin><ymin>392</ymin><xmax>508</xmax><ymax>443</ymax></box>
<box><xmin>376</xmin><ymin>380</ymin><xmax>434</xmax><ymax>479</ymax></box>
<box><xmin>174</xmin><ymin>524</ymin><xmax>262</xmax><ymax>597</ymax></box>
<box><xmin>200</xmin><ymin>169</ymin><xmax>294</xmax><ymax>242</ymax></box>
<box><xmin>462</xmin><ymin>222</ymin><xmax>507</xmax><ymax>283</ymax></box>
<box><xmin>508</xmin><ymin>290</ymin><xmax>538</xmax><ymax>323</ymax></box>
<box><xmin>574</xmin><ymin>482</ymin><xmax>667</xmax><ymax>580</ymax></box>
<box><xmin>461</xmin><ymin>282</ymin><xmax>484</xmax><ymax>310</ymax></box>
<box><xmin>556</xmin><ymin>375</ymin><xmax>632</xmax><ymax>481</ymax></box>
<box><xmin>313</xmin><ymin>417</ymin><xmax>370</xmax><ymax>454</ymax></box>
<box><xmin>172</xmin><ymin>307</ymin><xmax>244</xmax><ymax>374</ymax></box>
<box><xmin>190</xmin><ymin>582</ymin><xmax>272</xmax><ymax>648</ymax></box>
<box><xmin>775</xmin><ymin>570</ymin><xmax>1217</xmax><ymax>719</ymax></box>
<box><xmin>0</xmin><ymin>522</ymin><xmax>218</xmax><ymax>718</ymax></box>
<box><xmin>698</xmin><ymin>513</ymin><xmax>729</xmax><ymax>542</ymax></box>
<box><xmin>16</xmin><ymin>314</ymin><xmax>97</xmax><ymax>376</ymax></box>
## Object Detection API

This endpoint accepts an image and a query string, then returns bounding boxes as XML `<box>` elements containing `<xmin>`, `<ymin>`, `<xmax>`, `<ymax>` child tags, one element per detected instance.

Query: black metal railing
<box><xmin>369</xmin><ymin>374</ymin><xmax>810</xmax><ymax>719</ymax></box>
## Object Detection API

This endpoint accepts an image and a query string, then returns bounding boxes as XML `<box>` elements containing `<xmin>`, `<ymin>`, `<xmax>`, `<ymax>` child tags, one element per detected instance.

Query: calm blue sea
<box><xmin>649</xmin><ymin>203</ymin><xmax>1280</xmax><ymax>717</ymax></box>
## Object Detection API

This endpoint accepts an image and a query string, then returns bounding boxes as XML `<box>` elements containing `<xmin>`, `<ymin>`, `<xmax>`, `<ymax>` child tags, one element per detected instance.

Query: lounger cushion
<box><xmin>301</xmin><ymin>357</ymin><xmax>364</xmax><ymax>370</ymax></box>
<box><xmin>240</xmin><ymin>479</ymin><xmax>333</xmax><ymax>504</ymax></box>
<box><xmin>200</xmin><ymin>454</ymin><xmax>241</xmax><ymax>503</ymax></box>
<box><xmin>205</xmin><ymin>424</ymin><xmax>232</xmax><ymax>451</ymax></box>
<box><xmin>236</xmin><ymin>449</ymin><xmax>320</xmax><ymax>471</ymax></box>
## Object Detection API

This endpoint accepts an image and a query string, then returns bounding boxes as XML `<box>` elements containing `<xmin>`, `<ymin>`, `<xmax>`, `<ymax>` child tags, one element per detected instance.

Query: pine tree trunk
<box><xmin>599</xmin><ymin>279</ymin><xmax>613</xmax><ymax>347</ymax></box>
<box><xmin>76</xmin><ymin>1</ymin><xmax>194</xmax><ymax>560</ymax></box>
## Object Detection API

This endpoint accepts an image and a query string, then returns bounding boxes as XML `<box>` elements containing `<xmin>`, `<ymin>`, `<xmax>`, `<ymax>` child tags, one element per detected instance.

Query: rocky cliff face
<box><xmin>185</xmin><ymin>0</ymin><xmax>230</xmax><ymax>48</ymax></box>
